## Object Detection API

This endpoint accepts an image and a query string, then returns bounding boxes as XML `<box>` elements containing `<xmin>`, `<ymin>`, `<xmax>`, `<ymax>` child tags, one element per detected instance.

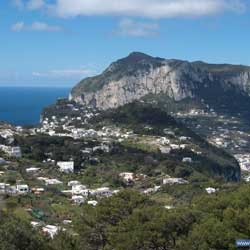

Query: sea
<box><xmin>0</xmin><ymin>87</ymin><xmax>70</xmax><ymax>126</ymax></box>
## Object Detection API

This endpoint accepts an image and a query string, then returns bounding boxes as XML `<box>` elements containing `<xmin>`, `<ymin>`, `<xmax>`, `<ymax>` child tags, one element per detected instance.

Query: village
<box><xmin>0</xmin><ymin>101</ymin><xmax>227</xmax><ymax>239</ymax></box>
<box><xmin>174</xmin><ymin>107</ymin><xmax>250</xmax><ymax>154</ymax></box>
<box><xmin>0</xmin><ymin>145</ymin><xmax>199</xmax><ymax>238</ymax></box>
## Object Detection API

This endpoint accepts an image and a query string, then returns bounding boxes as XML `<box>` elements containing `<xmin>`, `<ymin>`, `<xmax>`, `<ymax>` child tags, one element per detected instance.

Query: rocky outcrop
<box><xmin>70</xmin><ymin>52</ymin><xmax>250</xmax><ymax>110</ymax></box>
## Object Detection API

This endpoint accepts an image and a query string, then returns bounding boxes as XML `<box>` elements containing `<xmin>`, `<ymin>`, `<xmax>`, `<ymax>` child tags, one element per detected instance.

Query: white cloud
<box><xmin>26</xmin><ymin>0</ymin><xmax>45</xmax><ymax>10</ymax></box>
<box><xmin>11</xmin><ymin>21</ymin><xmax>63</xmax><ymax>32</ymax></box>
<box><xmin>11</xmin><ymin>22</ymin><xmax>25</xmax><ymax>32</ymax></box>
<box><xmin>11</xmin><ymin>0</ymin><xmax>46</xmax><ymax>10</ymax></box>
<box><xmin>49</xmin><ymin>0</ymin><xmax>245</xmax><ymax>18</ymax></box>
<box><xmin>32</xmin><ymin>67</ymin><xmax>96</xmax><ymax>79</ymax></box>
<box><xmin>115</xmin><ymin>19</ymin><xmax>159</xmax><ymax>37</ymax></box>
<box><xmin>11</xmin><ymin>0</ymin><xmax>24</xmax><ymax>9</ymax></box>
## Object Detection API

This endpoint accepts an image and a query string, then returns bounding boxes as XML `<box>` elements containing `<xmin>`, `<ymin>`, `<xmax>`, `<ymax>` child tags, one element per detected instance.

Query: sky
<box><xmin>1</xmin><ymin>0</ymin><xmax>250</xmax><ymax>87</ymax></box>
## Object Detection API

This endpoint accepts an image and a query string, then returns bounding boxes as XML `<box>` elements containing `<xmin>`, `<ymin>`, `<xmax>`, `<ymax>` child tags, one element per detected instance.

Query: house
<box><xmin>182</xmin><ymin>157</ymin><xmax>192</xmax><ymax>163</ymax></box>
<box><xmin>245</xmin><ymin>176</ymin><xmax>250</xmax><ymax>182</ymax></box>
<box><xmin>205</xmin><ymin>187</ymin><xmax>217</xmax><ymax>194</ymax></box>
<box><xmin>143</xmin><ymin>188</ymin><xmax>154</xmax><ymax>195</ymax></box>
<box><xmin>57</xmin><ymin>161</ymin><xmax>74</xmax><ymax>173</ymax></box>
<box><xmin>6</xmin><ymin>185</ymin><xmax>17</xmax><ymax>194</ymax></box>
<box><xmin>26</xmin><ymin>167</ymin><xmax>40</xmax><ymax>173</ymax></box>
<box><xmin>0</xmin><ymin>158</ymin><xmax>6</xmax><ymax>165</ymax></box>
<box><xmin>16</xmin><ymin>184</ymin><xmax>29</xmax><ymax>194</ymax></box>
<box><xmin>119</xmin><ymin>172</ymin><xmax>134</xmax><ymax>182</ymax></box>
<box><xmin>31</xmin><ymin>221</ymin><xmax>42</xmax><ymax>228</ymax></box>
<box><xmin>62</xmin><ymin>220</ymin><xmax>72</xmax><ymax>225</ymax></box>
<box><xmin>158</xmin><ymin>137</ymin><xmax>170</xmax><ymax>145</ymax></box>
<box><xmin>93</xmin><ymin>144</ymin><xmax>110</xmax><ymax>153</ymax></box>
<box><xmin>159</xmin><ymin>146</ymin><xmax>171</xmax><ymax>154</ymax></box>
<box><xmin>180</xmin><ymin>136</ymin><xmax>189</xmax><ymax>142</ymax></box>
<box><xmin>72</xmin><ymin>185</ymin><xmax>87</xmax><ymax>195</ymax></box>
<box><xmin>163</xmin><ymin>177</ymin><xmax>188</xmax><ymax>185</ymax></box>
<box><xmin>42</xmin><ymin>225</ymin><xmax>59</xmax><ymax>239</ymax></box>
<box><xmin>80</xmin><ymin>189</ymin><xmax>89</xmax><ymax>197</ymax></box>
<box><xmin>45</xmin><ymin>179</ymin><xmax>63</xmax><ymax>185</ymax></box>
<box><xmin>68</xmin><ymin>180</ymin><xmax>81</xmax><ymax>187</ymax></box>
<box><xmin>170</xmin><ymin>144</ymin><xmax>180</xmax><ymax>150</ymax></box>
<box><xmin>9</xmin><ymin>147</ymin><xmax>22</xmax><ymax>158</ymax></box>
<box><xmin>91</xmin><ymin>187</ymin><xmax>113</xmax><ymax>197</ymax></box>
<box><xmin>72</xmin><ymin>195</ymin><xmax>85</xmax><ymax>204</ymax></box>
<box><xmin>87</xmin><ymin>200</ymin><xmax>98</xmax><ymax>206</ymax></box>
<box><xmin>0</xmin><ymin>183</ymin><xmax>9</xmax><ymax>194</ymax></box>
<box><xmin>31</xmin><ymin>187</ymin><xmax>45</xmax><ymax>195</ymax></box>
<box><xmin>165</xmin><ymin>205</ymin><xmax>174</xmax><ymax>210</ymax></box>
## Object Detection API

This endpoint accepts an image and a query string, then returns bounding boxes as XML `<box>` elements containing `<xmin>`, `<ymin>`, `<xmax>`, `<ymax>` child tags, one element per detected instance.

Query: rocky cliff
<box><xmin>70</xmin><ymin>52</ymin><xmax>250</xmax><ymax>111</ymax></box>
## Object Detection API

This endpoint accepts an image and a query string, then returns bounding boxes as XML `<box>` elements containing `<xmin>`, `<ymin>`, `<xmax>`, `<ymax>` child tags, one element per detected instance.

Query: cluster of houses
<box><xmin>64</xmin><ymin>181</ymin><xmax>119</xmax><ymax>205</ymax></box>
<box><xmin>0</xmin><ymin>145</ymin><xmax>22</xmax><ymax>158</ymax></box>
<box><xmin>35</xmin><ymin>113</ymin><xmax>136</xmax><ymax>143</ymax></box>
<box><xmin>174</xmin><ymin>108</ymin><xmax>217</xmax><ymax>118</ymax></box>
<box><xmin>175</xmin><ymin>108</ymin><xmax>250</xmax><ymax>156</ymax></box>
<box><xmin>234</xmin><ymin>154</ymin><xmax>250</xmax><ymax>171</ymax></box>
<box><xmin>0</xmin><ymin>183</ymin><xmax>29</xmax><ymax>195</ymax></box>
<box><xmin>157</xmin><ymin>135</ymin><xmax>190</xmax><ymax>154</ymax></box>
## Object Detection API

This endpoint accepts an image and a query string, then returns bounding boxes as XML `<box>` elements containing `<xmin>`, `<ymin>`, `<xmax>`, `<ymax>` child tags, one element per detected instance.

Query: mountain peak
<box><xmin>126</xmin><ymin>52</ymin><xmax>153</xmax><ymax>62</ymax></box>
<box><xmin>114</xmin><ymin>52</ymin><xmax>164</xmax><ymax>66</ymax></box>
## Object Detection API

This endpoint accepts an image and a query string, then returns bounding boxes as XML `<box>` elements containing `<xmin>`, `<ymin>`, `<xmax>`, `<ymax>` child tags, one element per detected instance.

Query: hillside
<box><xmin>40</xmin><ymin>100</ymin><xmax>240</xmax><ymax>182</ymax></box>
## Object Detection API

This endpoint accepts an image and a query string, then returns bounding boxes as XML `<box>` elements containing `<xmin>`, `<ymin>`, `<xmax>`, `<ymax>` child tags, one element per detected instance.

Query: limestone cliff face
<box><xmin>70</xmin><ymin>52</ymin><xmax>250</xmax><ymax>110</ymax></box>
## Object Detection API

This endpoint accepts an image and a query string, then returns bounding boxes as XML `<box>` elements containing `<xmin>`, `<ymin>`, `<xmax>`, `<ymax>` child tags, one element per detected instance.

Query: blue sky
<box><xmin>1</xmin><ymin>0</ymin><xmax>250</xmax><ymax>87</ymax></box>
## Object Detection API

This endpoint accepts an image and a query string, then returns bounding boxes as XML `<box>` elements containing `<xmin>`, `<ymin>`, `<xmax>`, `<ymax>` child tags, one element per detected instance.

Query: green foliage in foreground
<box><xmin>1</xmin><ymin>185</ymin><xmax>250</xmax><ymax>250</ymax></box>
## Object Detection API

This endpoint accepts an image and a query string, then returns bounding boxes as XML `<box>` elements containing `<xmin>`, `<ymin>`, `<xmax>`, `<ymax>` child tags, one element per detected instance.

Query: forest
<box><xmin>1</xmin><ymin>184</ymin><xmax>249</xmax><ymax>250</ymax></box>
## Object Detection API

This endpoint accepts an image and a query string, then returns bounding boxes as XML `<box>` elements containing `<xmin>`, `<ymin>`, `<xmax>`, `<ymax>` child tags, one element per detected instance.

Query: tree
<box><xmin>0</xmin><ymin>214</ymin><xmax>48</xmax><ymax>250</ymax></box>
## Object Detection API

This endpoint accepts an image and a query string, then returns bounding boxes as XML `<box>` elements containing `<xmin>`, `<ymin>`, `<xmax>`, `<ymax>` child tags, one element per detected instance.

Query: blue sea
<box><xmin>0</xmin><ymin>87</ymin><xmax>70</xmax><ymax>126</ymax></box>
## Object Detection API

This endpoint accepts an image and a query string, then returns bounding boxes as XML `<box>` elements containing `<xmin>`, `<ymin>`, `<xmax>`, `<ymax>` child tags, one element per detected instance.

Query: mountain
<box><xmin>70</xmin><ymin>52</ymin><xmax>250</xmax><ymax>117</ymax></box>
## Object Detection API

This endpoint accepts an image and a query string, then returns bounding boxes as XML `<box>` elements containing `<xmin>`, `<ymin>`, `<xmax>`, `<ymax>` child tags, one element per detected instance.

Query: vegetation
<box><xmin>1</xmin><ymin>185</ymin><xmax>250</xmax><ymax>250</ymax></box>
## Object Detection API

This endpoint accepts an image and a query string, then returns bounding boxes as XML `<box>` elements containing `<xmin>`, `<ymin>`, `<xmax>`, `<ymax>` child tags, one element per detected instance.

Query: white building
<box><xmin>119</xmin><ymin>172</ymin><xmax>134</xmax><ymax>182</ymax></box>
<box><xmin>170</xmin><ymin>144</ymin><xmax>180</xmax><ymax>150</ymax></box>
<box><xmin>26</xmin><ymin>167</ymin><xmax>40</xmax><ymax>173</ymax></box>
<box><xmin>0</xmin><ymin>158</ymin><xmax>6</xmax><ymax>164</ymax></box>
<box><xmin>91</xmin><ymin>187</ymin><xmax>113</xmax><ymax>197</ymax></box>
<box><xmin>182</xmin><ymin>157</ymin><xmax>192</xmax><ymax>163</ymax></box>
<box><xmin>10</xmin><ymin>147</ymin><xmax>22</xmax><ymax>158</ymax></box>
<box><xmin>31</xmin><ymin>221</ymin><xmax>42</xmax><ymax>228</ymax></box>
<box><xmin>87</xmin><ymin>200</ymin><xmax>98</xmax><ymax>206</ymax></box>
<box><xmin>163</xmin><ymin>177</ymin><xmax>188</xmax><ymax>185</ymax></box>
<box><xmin>16</xmin><ymin>184</ymin><xmax>29</xmax><ymax>194</ymax></box>
<box><xmin>0</xmin><ymin>145</ymin><xmax>22</xmax><ymax>158</ymax></box>
<box><xmin>72</xmin><ymin>195</ymin><xmax>85</xmax><ymax>204</ymax></box>
<box><xmin>45</xmin><ymin>179</ymin><xmax>63</xmax><ymax>185</ymax></box>
<box><xmin>0</xmin><ymin>183</ymin><xmax>9</xmax><ymax>194</ymax></box>
<box><xmin>57</xmin><ymin>161</ymin><xmax>74</xmax><ymax>173</ymax></box>
<box><xmin>205</xmin><ymin>187</ymin><xmax>217</xmax><ymax>194</ymax></box>
<box><xmin>68</xmin><ymin>180</ymin><xmax>81</xmax><ymax>187</ymax></box>
<box><xmin>159</xmin><ymin>146</ymin><xmax>171</xmax><ymax>154</ymax></box>
<box><xmin>42</xmin><ymin>225</ymin><xmax>59</xmax><ymax>239</ymax></box>
<box><xmin>72</xmin><ymin>185</ymin><xmax>87</xmax><ymax>195</ymax></box>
